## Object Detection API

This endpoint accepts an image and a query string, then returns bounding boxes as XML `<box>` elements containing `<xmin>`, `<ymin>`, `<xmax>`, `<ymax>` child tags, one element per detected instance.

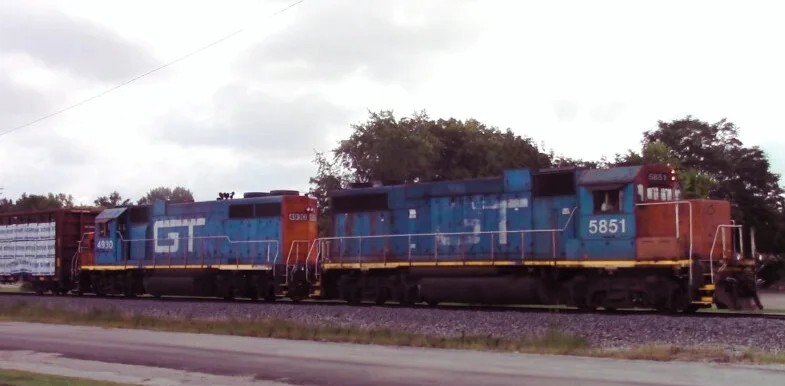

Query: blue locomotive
<box><xmin>314</xmin><ymin>164</ymin><xmax>754</xmax><ymax>311</ymax></box>
<box><xmin>78</xmin><ymin>190</ymin><xmax>317</xmax><ymax>301</ymax></box>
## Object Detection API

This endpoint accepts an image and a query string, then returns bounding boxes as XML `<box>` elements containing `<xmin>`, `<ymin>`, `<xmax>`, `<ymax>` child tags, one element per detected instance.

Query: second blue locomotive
<box><xmin>314</xmin><ymin>164</ymin><xmax>744</xmax><ymax>311</ymax></box>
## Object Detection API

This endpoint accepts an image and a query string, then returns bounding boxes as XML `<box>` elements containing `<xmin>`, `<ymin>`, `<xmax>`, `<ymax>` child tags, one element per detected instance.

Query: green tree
<box><xmin>332</xmin><ymin>110</ymin><xmax>551</xmax><ymax>185</ymax></box>
<box><xmin>310</xmin><ymin>110</ymin><xmax>552</xmax><ymax>232</ymax></box>
<box><xmin>309</xmin><ymin>152</ymin><xmax>353</xmax><ymax>236</ymax></box>
<box><xmin>0</xmin><ymin>197</ymin><xmax>14</xmax><ymax>213</ymax></box>
<box><xmin>137</xmin><ymin>186</ymin><xmax>194</xmax><ymax>205</ymax></box>
<box><xmin>640</xmin><ymin>116</ymin><xmax>785</xmax><ymax>253</ymax></box>
<box><xmin>551</xmin><ymin>155</ymin><xmax>604</xmax><ymax>169</ymax></box>
<box><xmin>14</xmin><ymin>193</ymin><xmax>74</xmax><ymax>211</ymax></box>
<box><xmin>93</xmin><ymin>191</ymin><xmax>131</xmax><ymax>208</ymax></box>
<box><xmin>613</xmin><ymin>140</ymin><xmax>718</xmax><ymax>199</ymax></box>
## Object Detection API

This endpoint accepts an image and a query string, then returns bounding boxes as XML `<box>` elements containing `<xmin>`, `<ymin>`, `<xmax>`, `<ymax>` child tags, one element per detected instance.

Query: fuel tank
<box><xmin>142</xmin><ymin>272</ymin><xmax>217</xmax><ymax>297</ymax></box>
<box><xmin>417</xmin><ymin>276</ymin><xmax>544</xmax><ymax>304</ymax></box>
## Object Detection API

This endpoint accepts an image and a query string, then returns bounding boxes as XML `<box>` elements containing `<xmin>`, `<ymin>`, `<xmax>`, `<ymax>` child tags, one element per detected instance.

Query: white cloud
<box><xmin>0</xmin><ymin>2</ymin><xmax>158</xmax><ymax>82</ymax></box>
<box><xmin>1</xmin><ymin>0</ymin><xmax>784</xmax><ymax>206</ymax></box>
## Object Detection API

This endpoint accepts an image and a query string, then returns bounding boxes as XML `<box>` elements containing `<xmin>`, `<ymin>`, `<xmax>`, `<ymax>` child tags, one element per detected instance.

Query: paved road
<box><xmin>761</xmin><ymin>291</ymin><xmax>785</xmax><ymax>309</ymax></box>
<box><xmin>1</xmin><ymin>322</ymin><xmax>784</xmax><ymax>386</ymax></box>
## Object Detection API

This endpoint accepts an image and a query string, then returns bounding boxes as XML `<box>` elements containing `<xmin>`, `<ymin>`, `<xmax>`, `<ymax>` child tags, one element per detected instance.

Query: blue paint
<box><xmin>93</xmin><ymin>194</ymin><xmax>297</xmax><ymax>267</ymax></box>
<box><xmin>327</xmin><ymin>164</ymin><xmax>663</xmax><ymax>264</ymax></box>
<box><xmin>331</xmin><ymin>210</ymin><xmax>391</xmax><ymax>262</ymax></box>
<box><xmin>577</xmin><ymin>166</ymin><xmax>642</xmax><ymax>186</ymax></box>
<box><xmin>531</xmin><ymin>196</ymin><xmax>578</xmax><ymax>259</ymax></box>
<box><xmin>504</xmin><ymin>169</ymin><xmax>532</xmax><ymax>192</ymax></box>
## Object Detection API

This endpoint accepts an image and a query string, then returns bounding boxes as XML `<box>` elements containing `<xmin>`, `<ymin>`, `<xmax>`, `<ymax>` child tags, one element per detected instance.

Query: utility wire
<box><xmin>0</xmin><ymin>0</ymin><xmax>305</xmax><ymax>138</ymax></box>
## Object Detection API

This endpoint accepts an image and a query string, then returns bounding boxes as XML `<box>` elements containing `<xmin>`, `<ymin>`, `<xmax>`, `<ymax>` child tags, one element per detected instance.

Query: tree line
<box><xmin>0</xmin><ymin>186</ymin><xmax>194</xmax><ymax>212</ymax></box>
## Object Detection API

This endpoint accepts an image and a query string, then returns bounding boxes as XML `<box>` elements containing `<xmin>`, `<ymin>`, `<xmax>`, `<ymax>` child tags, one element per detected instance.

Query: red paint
<box><xmin>280</xmin><ymin>195</ymin><xmax>319</xmax><ymax>266</ymax></box>
<box><xmin>635</xmin><ymin>199</ymin><xmax>733</xmax><ymax>260</ymax></box>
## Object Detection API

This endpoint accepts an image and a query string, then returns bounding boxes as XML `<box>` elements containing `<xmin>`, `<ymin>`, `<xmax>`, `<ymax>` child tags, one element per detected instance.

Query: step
<box><xmin>700</xmin><ymin>296</ymin><xmax>713</xmax><ymax>303</ymax></box>
<box><xmin>700</xmin><ymin>284</ymin><xmax>715</xmax><ymax>291</ymax></box>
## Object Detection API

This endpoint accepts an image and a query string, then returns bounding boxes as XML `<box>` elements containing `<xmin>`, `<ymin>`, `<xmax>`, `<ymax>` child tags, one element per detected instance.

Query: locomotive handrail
<box><xmin>708</xmin><ymin>224</ymin><xmax>744</xmax><ymax>284</ymax></box>
<box><xmin>70</xmin><ymin>231</ymin><xmax>94</xmax><ymax>278</ymax></box>
<box><xmin>284</xmin><ymin>239</ymin><xmax>319</xmax><ymax>286</ymax></box>
<box><xmin>108</xmin><ymin>233</ymin><xmax>281</xmax><ymax>268</ymax></box>
<box><xmin>304</xmin><ymin>206</ymin><xmax>579</xmax><ymax>271</ymax></box>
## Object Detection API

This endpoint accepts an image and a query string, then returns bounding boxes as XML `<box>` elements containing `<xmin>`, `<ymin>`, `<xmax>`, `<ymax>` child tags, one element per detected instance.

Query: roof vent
<box><xmin>269</xmin><ymin>190</ymin><xmax>299</xmax><ymax>196</ymax></box>
<box><xmin>243</xmin><ymin>192</ymin><xmax>270</xmax><ymax>198</ymax></box>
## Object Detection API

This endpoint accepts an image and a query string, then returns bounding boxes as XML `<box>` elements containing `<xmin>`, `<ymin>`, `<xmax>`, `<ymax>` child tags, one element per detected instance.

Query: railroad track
<box><xmin>2</xmin><ymin>290</ymin><xmax>783</xmax><ymax>320</ymax></box>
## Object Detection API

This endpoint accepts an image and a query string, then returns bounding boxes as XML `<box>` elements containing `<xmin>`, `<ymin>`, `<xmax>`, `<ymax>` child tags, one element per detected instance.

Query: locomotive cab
<box><xmin>93</xmin><ymin>208</ymin><xmax>128</xmax><ymax>266</ymax></box>
<box><xmin>570</xmin><ymin>164</ymin><xmax>759</xmax><ymax>311</ymax></box>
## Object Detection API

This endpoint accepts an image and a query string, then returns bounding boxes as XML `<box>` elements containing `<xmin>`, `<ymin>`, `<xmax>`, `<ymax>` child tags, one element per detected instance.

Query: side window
<box><xmin>646</xmin><ymin>187</ymin><xmax>674</xmax><ymax>201</ymax></box>
<box><xmin>662</xmin><ymin>188</ymin><xmax>673</xmax><ymax>201</ymax></box>
<box><xmin>647</xmin><ymin>187</ymin><xmax>659</xmax><ymax>201</ymax></box>
<box><xmin>98</xmin><ymin>223</ymin><xmax>108</xmax><ymax>237</ymax></box>
<box><xmin>593</xmin><ymin>189</ymin><xmax>621</xmax><ymax>213</ymax></box>
<box><xmin>636</xmin><ymin>184</ymin><xmax>644</xmax><ymax>202</ymax></box>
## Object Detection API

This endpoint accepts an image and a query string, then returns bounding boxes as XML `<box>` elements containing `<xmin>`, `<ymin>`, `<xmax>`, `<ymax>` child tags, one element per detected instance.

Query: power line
<box><xmin>0</xmin><ymin>0</ymin><xmax>305</xmax><ymax>139</ymax></box>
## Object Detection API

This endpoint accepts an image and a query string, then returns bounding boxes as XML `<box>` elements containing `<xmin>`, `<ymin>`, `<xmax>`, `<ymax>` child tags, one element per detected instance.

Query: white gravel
<box><xmin>2</xmin><ymin>295</ymin><xmax>784</xmax><ymax>352</ymax></box>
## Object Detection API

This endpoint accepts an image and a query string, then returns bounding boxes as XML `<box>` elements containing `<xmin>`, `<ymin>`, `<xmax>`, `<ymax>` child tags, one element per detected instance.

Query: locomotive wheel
<box><xmin>246</xmin><ymin>274</ymin><xmax>260</xmax><ymax>301</ymax></box>
<box><xmin>123</xmin><ymin>272</ymin><xmax>136</xmax><ymax>297</ymax></box>
<box><xmin>374</xmin><ymin>281</ymin><xmax>389</xmax><ymax>305</ymax></box>
<box><xmin>288</xmin><ymin>280</ymin><xmax>310</xmax><ymax>303</ymax></box>
<box><xmin>336</xmin><ymin>275</ymin><xmax>361</xmax><ymax>304</ymax></box>
<box><xmin>397</xmin><ymin>284</ymin><xmax>417</xmax><ymax>305</ymax></box>
<box><xmin>215</xmin><ymin>274</ymin><xmax>234</xmax><ymax>300</ymax></box>
<box><xmin>262</xmin><ymin>279</ymin><xmax>276</xmax><ymax>302</ymax></box>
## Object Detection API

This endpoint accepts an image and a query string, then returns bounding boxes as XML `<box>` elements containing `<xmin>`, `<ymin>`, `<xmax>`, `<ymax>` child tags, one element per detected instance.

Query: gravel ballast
<box><xmin>2</xmin><ymin>295</ymin><xmax>784</xmax><ymax>352</ymax></box>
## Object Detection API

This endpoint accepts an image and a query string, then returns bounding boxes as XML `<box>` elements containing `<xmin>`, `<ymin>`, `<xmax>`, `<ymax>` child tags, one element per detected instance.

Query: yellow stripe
<box><xmin>322</xmin><ymin>259</ymin><xmax>691</xmax><ymax>270</ymax></box>
<box><xmin>80</xmin><ymin>264</ymin><xmax>273</xmax><ymax>271</ymax></box>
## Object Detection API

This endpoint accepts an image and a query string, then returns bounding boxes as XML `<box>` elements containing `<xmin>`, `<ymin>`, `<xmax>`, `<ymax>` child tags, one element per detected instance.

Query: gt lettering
<box><xmin>153</xmin><ymin>218</ymin><xmax>207</xmax><ymax>253</ymax></box>
<box><xmin>588</xmin><ymin>219</ymin><xmax>626</xmax><ymax>234</ymax></box>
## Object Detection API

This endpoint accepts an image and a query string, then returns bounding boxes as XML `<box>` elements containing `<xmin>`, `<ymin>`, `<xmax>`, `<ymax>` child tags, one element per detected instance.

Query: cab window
<box><xmin>643</xmin><ymin>187</ymin><xmax>676</xmax><ymax>202</ymax></box>
<box><xmin>98</xmin><ymin>223</ymin><xmax>109</xmax><ymax>237</ymax></box>
<box><xmin>592</xmin><ymin>189</ymin><xmax>622</xmax><ymax>213</ymax></box>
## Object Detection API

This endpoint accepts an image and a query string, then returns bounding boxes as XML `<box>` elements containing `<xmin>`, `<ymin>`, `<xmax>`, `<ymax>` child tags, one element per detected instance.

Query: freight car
<box><xmin>0</xmin><ymin>208</ymin><xmax>99</xmax><ymax>294</ymax></box>
<box><xmin>74</xmin><ymin>191</ymin><xmax>317</xmax><ymax>301</ymax></box>
<box><xmin>307</xmin><ymin>164</ymin><xmax>760</xmax><ymax>312</ymax></box>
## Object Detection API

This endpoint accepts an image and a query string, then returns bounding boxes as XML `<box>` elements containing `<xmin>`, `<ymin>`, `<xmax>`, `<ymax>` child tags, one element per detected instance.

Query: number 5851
<box><xmin>588</xmin><ymin>219</ymin><xmax>626</xmax><ymax>234</ymax></box>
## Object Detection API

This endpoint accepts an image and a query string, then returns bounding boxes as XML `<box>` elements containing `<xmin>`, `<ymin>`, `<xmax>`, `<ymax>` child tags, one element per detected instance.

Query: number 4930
<box><xmin>588</xmin><ymin>219</ymin><xmax>626</xmax><ymax>234</ymax></box>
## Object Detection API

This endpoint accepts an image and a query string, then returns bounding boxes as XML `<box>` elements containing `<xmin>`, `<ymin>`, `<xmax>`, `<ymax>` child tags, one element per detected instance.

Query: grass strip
<box><xmin>0</xmin><ymin>369</ymin><xmax>131</xmax><ymax>386</ymax></box>
<box><xmin>1</xmin><ymin>300</ymin><xmax>784</xmax><ymax>365</ymax></box>
<box><xmin>0</xmin><ymin>300</ymin><xmax>587</xmax><ymax>355</ymax></box>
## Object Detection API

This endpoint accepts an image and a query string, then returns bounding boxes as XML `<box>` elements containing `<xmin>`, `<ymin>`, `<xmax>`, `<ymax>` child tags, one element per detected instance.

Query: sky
<box><xmin>1</xmin><ymin>0</ymin><xmax>784</xmax><ymax>205</ymax></box>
